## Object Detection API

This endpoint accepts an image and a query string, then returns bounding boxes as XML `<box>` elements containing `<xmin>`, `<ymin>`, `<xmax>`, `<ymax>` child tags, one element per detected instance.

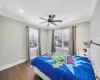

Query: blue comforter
<box><xmin>31</xmin><ymin>55</ymin><xmax>96</xmax><ymax>80</ymax></box>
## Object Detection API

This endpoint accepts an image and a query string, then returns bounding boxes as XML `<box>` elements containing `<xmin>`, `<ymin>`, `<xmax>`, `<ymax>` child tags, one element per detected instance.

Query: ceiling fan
<box><xmin>39</xmin><ymin>15</ymin><xmax>62</xmax><ymax>27</ymax></box>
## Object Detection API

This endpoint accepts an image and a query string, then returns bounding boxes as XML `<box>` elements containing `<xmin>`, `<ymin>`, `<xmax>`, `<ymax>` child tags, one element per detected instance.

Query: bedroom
<box><xmin>0</xmin><ymin>0</ymin><xmax>100</xmax><ymax>80</ymax></box>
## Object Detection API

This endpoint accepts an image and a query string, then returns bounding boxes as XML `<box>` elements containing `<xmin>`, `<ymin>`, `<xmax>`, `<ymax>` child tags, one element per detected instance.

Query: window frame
<box><xmin>54</xmin><ymin>28</ymin><xmax>70</xmax><ymax>50</ymax></box>
<box><xmin>29</xmin><ymin>28</ymin><xmax>38</xmax><ymax>49</ymax></box>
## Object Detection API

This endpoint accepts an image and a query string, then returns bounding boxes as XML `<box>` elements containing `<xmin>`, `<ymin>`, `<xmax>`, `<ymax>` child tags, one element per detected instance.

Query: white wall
<box><xmin>40</xmin><ymin>29</ymin><xmax>49</xmax><ymax>55</ymax></box>
<box><xmin>0</xmin><ymin>15</ymin><xmax>43</xmax><ymax>70</ymax></box>
<box><xmin>47</xmin><ymin>30</ymin><xmax>52</xmax><ymax>52</ymax></box>
<box><xmin>90</xmin><ymin>0</ymin><xmax>100</xmax><ymax>72</ymax></box>
<box><xmin>76</xmin><ymin>21</ymin><xmax>90</xmax><ymax>54</ymax></box>
<box><xmin>0</xmin><ymin>15</ymin><xmax>28</xmax><ymax>68</ymax></box>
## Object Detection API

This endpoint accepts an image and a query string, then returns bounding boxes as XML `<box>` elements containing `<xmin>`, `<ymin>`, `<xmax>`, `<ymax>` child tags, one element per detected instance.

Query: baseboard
<box><xmin>0</xmin><ymin>59</ymin><xmax>27</xmax><ymax>71</ymax></box>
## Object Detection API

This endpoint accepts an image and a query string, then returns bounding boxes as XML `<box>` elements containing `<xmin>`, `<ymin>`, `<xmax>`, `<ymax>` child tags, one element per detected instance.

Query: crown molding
<box><xmin>0</xmin><ymin>13</ymin><xmax>47</xmax><ymax>29</ymax></box>
<box><xmin>89</xmin><ymin>0</ymin><xmax>98</xmax><ymax>19</ymax></box>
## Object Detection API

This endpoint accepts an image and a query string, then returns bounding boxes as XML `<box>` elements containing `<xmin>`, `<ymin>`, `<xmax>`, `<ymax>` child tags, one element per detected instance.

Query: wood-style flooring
<box><xmin>0</xmin><ymin>61</ymin><xmax>43</xmax><ymax>80</ymax></box>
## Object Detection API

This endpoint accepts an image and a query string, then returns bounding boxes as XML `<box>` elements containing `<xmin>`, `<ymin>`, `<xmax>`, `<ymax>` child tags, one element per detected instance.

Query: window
<box><xmin>29</xmin><ymin>28</ymin><xmax>38</xmax><ymax>48</ymax></box>
<box><xmin>54</xmin><ymin>28</ymin><xmax>70</xmax><ymax>49</ymax></box>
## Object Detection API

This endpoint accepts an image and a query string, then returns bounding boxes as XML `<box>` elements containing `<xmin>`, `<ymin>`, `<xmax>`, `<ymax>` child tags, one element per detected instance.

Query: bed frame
<box><xmin>33</xmin><ymin>66</ymin><xmax>51</xmax><ymax>80</ymax></box>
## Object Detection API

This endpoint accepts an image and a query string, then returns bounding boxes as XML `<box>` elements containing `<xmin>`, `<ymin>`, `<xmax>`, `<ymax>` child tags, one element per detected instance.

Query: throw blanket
<box><xmin>51</xmin><ymin>52</ymin><xmax>65</xmax><ymax>68</ymax></box>
<box><xmin>31</xmin><ymin>55</ymin><xmax>96</xmax><ymax>80</ymax></box>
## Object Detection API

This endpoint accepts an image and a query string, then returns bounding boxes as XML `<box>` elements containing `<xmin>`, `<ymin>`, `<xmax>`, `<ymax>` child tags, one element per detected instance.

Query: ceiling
<box><xmin>0</xmin><ymin>0</ymin><xmax>98</xmax><ymax>29</ymax></box>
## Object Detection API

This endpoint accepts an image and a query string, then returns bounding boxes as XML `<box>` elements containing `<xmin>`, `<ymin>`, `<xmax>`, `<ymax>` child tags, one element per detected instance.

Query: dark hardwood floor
<box><xmin>0</xmin><ymin>61</ymin><xmax>43</xmax><ymax>80</ymax></box>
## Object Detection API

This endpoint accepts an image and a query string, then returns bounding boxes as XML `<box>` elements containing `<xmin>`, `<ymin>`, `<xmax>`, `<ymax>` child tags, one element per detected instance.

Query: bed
<box><xmin>31</xmin><ymin>53</ymin><xmax>96</xmax><ymax>80</ymax></box>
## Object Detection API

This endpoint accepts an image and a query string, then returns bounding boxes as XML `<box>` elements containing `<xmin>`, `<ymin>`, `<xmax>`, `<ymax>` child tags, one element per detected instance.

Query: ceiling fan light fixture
<box><xmin>39</xmin><ymin>14</ymin><xmax>62</xmax><ymax>27</ymax></box>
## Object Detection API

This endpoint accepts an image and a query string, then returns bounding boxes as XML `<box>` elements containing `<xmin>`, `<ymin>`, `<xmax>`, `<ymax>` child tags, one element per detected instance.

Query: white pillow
<box><xmin>78</xmin><ymin>51</ymin><xmax>87</xmax><ymax>57</ymax></box>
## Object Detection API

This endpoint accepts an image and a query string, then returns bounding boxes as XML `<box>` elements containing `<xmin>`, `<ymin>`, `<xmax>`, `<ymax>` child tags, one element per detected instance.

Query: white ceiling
<box><xmin>0</xmin><ymin>0</ymin><xmax>98</xmax><ymax>29</ymax></box>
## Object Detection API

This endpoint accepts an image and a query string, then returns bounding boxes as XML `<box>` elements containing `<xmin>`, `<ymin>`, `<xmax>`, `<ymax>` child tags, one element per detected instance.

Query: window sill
<box><xmin>30</xmin><ymin>47</ymin><xmax>38</xmax><ymax>50</ymax></box>
<box><xmin>55</xmin><ymin>47</ymin><xmax>68</xmax><ymax>50</ymax></box>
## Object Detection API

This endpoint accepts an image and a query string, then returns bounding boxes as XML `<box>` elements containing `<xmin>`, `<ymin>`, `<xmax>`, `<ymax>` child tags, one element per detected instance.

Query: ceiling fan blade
<box><xmin>52</xmin><ymin>20</ymin><xmax>62</xmax><ymax>22</ymax></box>
<box><xmin>51</xmin><ymin>22</ymin><xmax>57</xmax><ymax>26</ymax></box>
<box><xmin>50</xmin><ymin>15</ymin><xmax>56</xmax><ymax>20</ymax></box>
<box><xmin>47</xmin><ymin>23</ymin><xmax>49</xmax><ymax>27</ymax></box>
<box><xmin>39</xmin><ymin>22</ymin><xmax>47</xmax><ymax>24</ymax></box>
<box><xmin>39</xmin><ymin>17</ymin><xmax>48</xmax><ymax>21</ymax></box>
